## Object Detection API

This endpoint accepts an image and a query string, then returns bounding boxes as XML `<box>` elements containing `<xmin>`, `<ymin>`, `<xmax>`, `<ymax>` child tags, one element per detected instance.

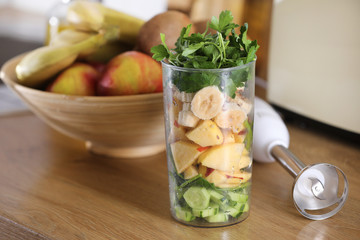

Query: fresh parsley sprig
<box><xmin>151</xmin><ymin>10</ymin><xmax>259</xmax><ymax>98</ymax></box>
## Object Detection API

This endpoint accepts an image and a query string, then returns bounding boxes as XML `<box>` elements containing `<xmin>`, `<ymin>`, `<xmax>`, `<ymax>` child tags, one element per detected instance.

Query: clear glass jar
<box><xmin>162</xmin><ymin>60</ymin><xmax>256</xmax><ymax>227</ymax></box>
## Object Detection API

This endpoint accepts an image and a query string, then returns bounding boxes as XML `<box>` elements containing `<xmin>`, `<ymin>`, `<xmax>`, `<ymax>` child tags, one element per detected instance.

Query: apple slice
<box><xmin>199</xmin><ymin>164</ymin><xmax>251</xmax><ymax>187</ymax></box>
<box><xmin>206</xmin><ymin>170</ymin><xmax>227</xmax><ymax>186</ymax></box>
<box><xmin>218</xmin><ymin>170</ymin><xmax>252</xmax><ymax>185</ymax></box>
<box><xmin>239</xmin><ymin>153</ymin><xmax>251</xmax><ymax>169</ymax></box>
<box><xmin>199</xmin><ymin>165</ymin><xmax>227</xmax><ymax>186</ymax></box>
<box><xmin>185</xmin><ymin>120</ymin><xmax>223</xmax><ymax>147</ymax></box>
<box><xmin>168</xmin><ymin>121</ymin><xmax>187</xmax><ymax>143</ymax></box>
<box><xmin>198</xmin><ymin>143</ymin><xmax>244</xmax><ymax>172</ymax></box>
<box><xmin>183</xmin><ymin>165</ymin><xmax>198</xmax><ymax>179</ymax></box>
<box><xmin>221</xmin><ymin>129</ymin><xmax>235</xmax><ymax>144</ymax></box>
<box><xmin>170</xmin><ymin>141</ymin><xmax>202</xmax><ymax>174</ymax></box>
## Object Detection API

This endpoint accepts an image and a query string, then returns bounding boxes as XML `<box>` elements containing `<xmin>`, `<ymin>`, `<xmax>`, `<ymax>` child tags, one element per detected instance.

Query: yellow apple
<box><xmin>47</xmin><ymin>62</ymin><xmax>99</xmax><ymax>96</ymax></box>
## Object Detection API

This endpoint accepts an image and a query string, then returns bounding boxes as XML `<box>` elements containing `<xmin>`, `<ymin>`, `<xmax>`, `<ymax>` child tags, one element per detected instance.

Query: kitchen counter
<box><xmin>0</xmin><ymin>111</ymin><xmax>359</xmax><ymax>239</ymax></box>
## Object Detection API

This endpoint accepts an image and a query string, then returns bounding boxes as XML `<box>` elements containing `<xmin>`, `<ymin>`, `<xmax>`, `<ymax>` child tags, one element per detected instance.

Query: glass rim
<box><xmin>161</xmin><ymin>58</ymin><xmax>256</xmax><ymax>73</ymax></box>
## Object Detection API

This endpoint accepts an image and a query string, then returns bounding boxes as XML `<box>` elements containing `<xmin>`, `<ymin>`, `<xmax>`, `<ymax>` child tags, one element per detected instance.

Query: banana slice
<box><xmin>235</xmin><ymin>96</ymin><xmax>252</xmax><ymax>115</ymax></box>
<box><xmin>173</xmin><ymin>86</ymin><xmax>195</xmax><ymax>102</ymax></box>
<box><xmin>214</xmin><ymin>103</ymin><xmax>246</xmax><ymax>133</ymax></box>
<box><xmin>178</xmin><ymin>110</ymin><xmax>199</xmax><ymax>127</ymax></box>
<box><xmin>182</xmin><ymin>102</ymin><xmax>191</xmax><ymax>111</ymax></box>
<box><xmin>191</xmin><ymin>86</ymin><xmax>224</xmax><ymax>120</ymax></box>
<box><xmin>225</xmin><ymin>90</ymin><xmax>253</xmax><ymax>115</ymax></box>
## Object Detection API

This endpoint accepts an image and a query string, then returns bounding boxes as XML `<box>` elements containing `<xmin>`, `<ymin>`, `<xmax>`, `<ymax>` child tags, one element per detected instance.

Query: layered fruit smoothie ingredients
<box><xmin>165</xmin><ymin>81</ymin><xmax>253</xmax><ymax>225</ymax></box>
<box><xmin>152</xmin><ymin>10</ymin><xmax>259</xmax><ymax>226</ymax></box>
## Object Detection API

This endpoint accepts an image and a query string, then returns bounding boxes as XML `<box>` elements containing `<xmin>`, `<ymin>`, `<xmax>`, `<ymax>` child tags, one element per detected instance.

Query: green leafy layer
<box><xmin>151</xmin><ymin>10</ymin><xmax>259</xmax><ymax>98</ymax></box>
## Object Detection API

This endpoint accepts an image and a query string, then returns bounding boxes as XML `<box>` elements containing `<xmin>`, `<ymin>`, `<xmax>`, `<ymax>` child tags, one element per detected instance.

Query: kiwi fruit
<box><xmin>136</xmin><ymin>11</ymin><xmax>196</xmax><ymax>56</ymax></box>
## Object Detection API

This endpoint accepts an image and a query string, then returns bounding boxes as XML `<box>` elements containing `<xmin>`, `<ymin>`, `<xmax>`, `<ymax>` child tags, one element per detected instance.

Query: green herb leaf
<box><xmin>222</xmin><ymin>78</ymin><xmax>237</xmax><ymax>98</ymax></box>
<box><xmin>151</xmin><ymin>33</ymin><xmax>171</xmax><ymax>61</ymax></box>
<box><xmin>151</xmin><ymin>44</ymin><xmax>169</xmax><ymax>61</ymax></box>
<box><xmin>210</xmin><ymin>10</ymin><xmax>239</xmax><ymax>36</ymax></box>
<box><xmin>245</xmin><ymin>40</ymin><xmax>260</xmax><ymax>63</ymax></box>
<box><xmin>182</xmin><ymin>42</ymin><xmax>204</xmax><ymax>56</ymax></box>
<box><xmin>239</xmin><ymin>23</ymin><xmax>251</xmax><ymax>51</ymax></box>
<box><xmin>174</xmin><ymin>71</ymin><xmax>221</xmax><ymax>93</ymax></box>
<box><xmin>209</xmin><ymin>16</ymin><xmax>219</xmax><ymax>32</ymax></box>
<box><xmin>151</xmin><ymin>10</ymin><xmax>259</xmax><ymax>98</ymax></box>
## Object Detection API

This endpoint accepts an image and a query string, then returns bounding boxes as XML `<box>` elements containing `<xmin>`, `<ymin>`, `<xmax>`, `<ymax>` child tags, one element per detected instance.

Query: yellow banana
<box><xmin>16</xmin><ymin>33</ymin><xmax>105</xmax><ymax>87</ymax></box>
<box><xmin>49</xmin><ymin>29</ymin><xmax>95</xmax><ymax>47</ymax></box>
<box><xmin>82</xmin><ymin>40</ymin><xmax>132</xmax><ymax>63</ymax></box>
<box><xmin>66</xmin><ymin>1</ymin><xmax>144</xmax><ymax>44</ymax></box>
<box><xmin>49</xmin><ymin>28</ymin><xmax>128</xmax><ymax>62</ymax></box>
<box><xmin>49</xmin><ymin>29</ymin><xmax>99</xmax><ymax>58</ymax></box>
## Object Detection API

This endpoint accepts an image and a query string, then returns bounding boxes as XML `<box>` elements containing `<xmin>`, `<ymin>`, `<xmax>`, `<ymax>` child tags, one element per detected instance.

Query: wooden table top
<box><xmin>0</xmin><ymin>111</ymin><xmax>359</xmax><ymax>240</ymax></box>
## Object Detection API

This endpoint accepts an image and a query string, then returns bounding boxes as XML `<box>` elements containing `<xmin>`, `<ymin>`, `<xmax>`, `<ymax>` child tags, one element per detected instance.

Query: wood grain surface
<box><xmin>0</xmin><ymin>112</ymin><xmax>359</xmax><ymax>240</ymax></box>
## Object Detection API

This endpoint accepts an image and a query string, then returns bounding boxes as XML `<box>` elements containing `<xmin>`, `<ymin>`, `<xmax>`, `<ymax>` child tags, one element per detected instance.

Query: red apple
<box><xmin>97</xmin><ymin>51</ymin><xmax>162</xmax><ymax>96</ymax></box>
<box><xmin>47</xmin><ymin>63</ymin><xmax>99</xmax><ymax>96</ymax></box>
<box><xmin>88</xmin><ymin>62</ymin><xmax>107</xmax><ymax>74</ymax></box>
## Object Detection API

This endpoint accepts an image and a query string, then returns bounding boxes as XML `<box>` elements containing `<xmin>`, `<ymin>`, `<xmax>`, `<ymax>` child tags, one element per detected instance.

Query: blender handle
<box><xmin>253</xmin><ymin>97</ymin><xmax>305</xmax><ymax>177</ymax></box>
<box><xmin>253</xmin><ymin>97</ymin><xmax>290</xmax><ymax>163</ymax></box>
<box><xmin>252</xmin><ymin>97</ymin><xmax>349</xmax><ymax>220</ymax></box>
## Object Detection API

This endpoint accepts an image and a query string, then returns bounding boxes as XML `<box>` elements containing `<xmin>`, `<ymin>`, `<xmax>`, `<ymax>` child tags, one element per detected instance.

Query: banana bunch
<box><xmin>16</xmin><ymin>33</ymin><xmax>106</xmax><ymax>87</ymax></box>
<box><xmin>66</xmin><ymin>1</ymin><xmax>145</xmax><ymax>44</ymax></box>
<box><xmin>49</xmin><ymin>28</ymin><xmax>132</xmax><ymax>63</ymax></box>
<box><xmin>49</xmin><ymin>29</ymin><xmax>95</xmax><ymax>47</ymax></box>
<box><xmin>15</xmin><ymin>2</ymin><xmax>144</xmax><ymax>87</ymax></box>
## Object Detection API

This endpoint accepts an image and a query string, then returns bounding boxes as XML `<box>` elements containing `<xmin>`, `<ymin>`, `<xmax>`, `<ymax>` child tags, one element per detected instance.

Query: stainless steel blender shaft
<box><xmin>271</xmin><ymin>145</ymin><xmax>327</xmax><ymax>200</ymax></box>
<box><xmin>269</xmin><ymin>144</ymin><xmax>348</xmax><ymax>220</ymax></box>
<box><xmin>271</xmin><ymin>145</ymin><xmax>306</xmax><ymax>177</ymax></box>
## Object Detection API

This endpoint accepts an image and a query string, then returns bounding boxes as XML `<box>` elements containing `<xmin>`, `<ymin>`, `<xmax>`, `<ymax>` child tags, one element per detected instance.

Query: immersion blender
<box><xmin>253</xmin><ymin>97</ymin><xmax>348</xmax><ymax>220</ymax></box>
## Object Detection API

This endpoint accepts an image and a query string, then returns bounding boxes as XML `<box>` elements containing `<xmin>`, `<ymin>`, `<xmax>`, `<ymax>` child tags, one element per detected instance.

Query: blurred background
<box><xmin>0</xmin><ymin>0</ymin><xmax>359</xmax><ymax>136</ymax></box>
<box><xmin>0</xmin><ymin>0</ymin><xmax>271</xmax><ymax>81</ymax></box>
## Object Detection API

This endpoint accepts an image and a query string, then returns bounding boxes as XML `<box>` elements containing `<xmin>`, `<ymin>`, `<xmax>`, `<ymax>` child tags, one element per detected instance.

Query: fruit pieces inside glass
<box><xmin>165</xmin><ymin>76</ymin><xmax>253</xmax><ymax>225</ymax></box>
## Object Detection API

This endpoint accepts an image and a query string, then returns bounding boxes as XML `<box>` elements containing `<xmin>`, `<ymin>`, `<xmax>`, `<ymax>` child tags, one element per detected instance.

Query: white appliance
<box><xmin>252</xmin><ymin>97</ymin><xmax>348</xmax><ymax>220</ymax></box>
<box><xmin>267</xmin><ymin>0</ymin><xmax>360</xmax><ymax>134</ymax></box>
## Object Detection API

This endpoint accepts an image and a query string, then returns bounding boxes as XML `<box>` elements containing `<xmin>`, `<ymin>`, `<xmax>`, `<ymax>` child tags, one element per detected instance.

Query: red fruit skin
<box><xmin>197</xmin><ymin>146</ymin><xmax>210</xmax><ymax>152</ymax></box>
<box><xmin>97</xmin><ymin>51</ymin><xmax>163</xmax><ymax>96</ymax></box>
<box><xmin>205</xmin><ymin>167</ymin><xmax>215</xmax><ymax>177</ymax></box>
<box><xmin>47</xmin><ymin>63</ymin><xmax>99</xmax><ymax>96</ymax></box>
<box><xmin>89</xmin><ymin>62</ymin><xmax>107</xmax><ymax>74</ymax></box>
